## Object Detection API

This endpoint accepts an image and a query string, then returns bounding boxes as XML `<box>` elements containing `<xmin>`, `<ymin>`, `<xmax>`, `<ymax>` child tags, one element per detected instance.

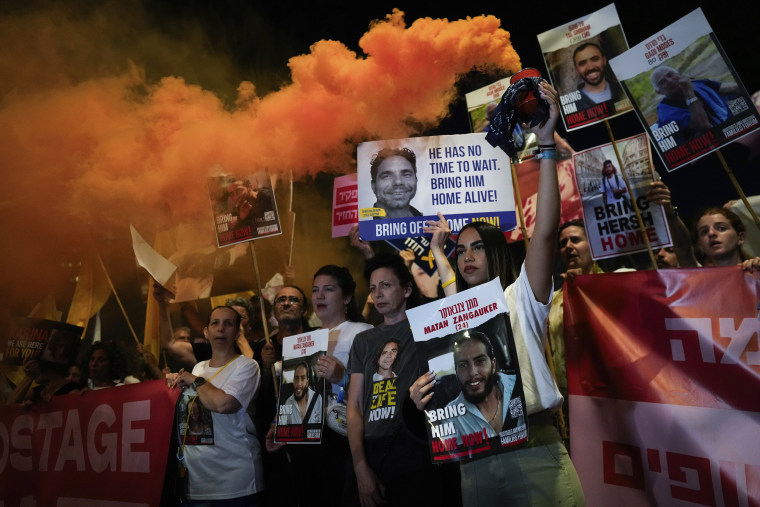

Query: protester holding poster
<box><xmin>537</xmin><ymin>4</ymin><xmax>632</xmax><ymax>130</ymax></box>
<box><xmin>609</xmin><ymin>8</ymin><xmax>760</xmax><ymax>171</ymax></box>
<box><xmin>411</xmin><ymin>81</ymin><xmax>585</xmax><ymax>506</ymax></box>
<box><xmin>347</xmin><ymin>253</ymin><xmax>454</xmax><ymax>506</ymax></box>
<box><xmin>167</xmin><ymin>305</ymin><xmax>263</xmax><ymax>504</ymax></box>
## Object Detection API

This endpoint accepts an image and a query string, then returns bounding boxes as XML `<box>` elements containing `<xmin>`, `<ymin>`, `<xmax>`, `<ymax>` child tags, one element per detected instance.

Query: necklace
<box><xmin>487</xmin><ymin>391</ymin><xmax>502</xmax><ymax>424</ymax></box>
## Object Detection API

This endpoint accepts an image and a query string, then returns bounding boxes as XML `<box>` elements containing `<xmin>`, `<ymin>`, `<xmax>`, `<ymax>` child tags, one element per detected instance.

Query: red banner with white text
<box><xmin>0</xmin><ymin>380</ymin><xmax>179</xmax><ymax>506</ymax></box>
<box><xmin>565</xmin><ymin>267</ymin><xmax>760</xmax><ymax>506</ymax></box>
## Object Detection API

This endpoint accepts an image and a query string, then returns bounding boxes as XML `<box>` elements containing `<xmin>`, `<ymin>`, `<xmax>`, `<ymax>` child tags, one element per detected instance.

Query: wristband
<box><xmin>538</xmin><ymin>143</ymin><xmax>556</xmax><ymax>149</ymax></box>
<box><xmin>685</xmin><ymin>97</ymin><xmax>699</xmax><ymax>106</ymax></box>
<box><xmin>441</xmin><ymin>277</ymin><xmax>456</xmax><ymax>289</ymax></box>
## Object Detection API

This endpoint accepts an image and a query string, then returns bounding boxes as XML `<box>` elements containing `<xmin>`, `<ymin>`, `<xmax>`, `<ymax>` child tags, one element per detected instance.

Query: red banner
<box><xmin>0</xmin><ymin>380</ymin><xmax>179</xmax><ymax>506</ymax></box>
<box><xmin>565</xmin><ymin>267</ymin><xmax>760</xmax><ymax>506</ymax></box>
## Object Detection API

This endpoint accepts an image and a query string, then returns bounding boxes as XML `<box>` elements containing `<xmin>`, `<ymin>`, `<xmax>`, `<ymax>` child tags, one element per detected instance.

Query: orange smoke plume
<box><xmin>0</xmin><ymin>6</ymin><xmax>520</xmax><ymax>314</ymax></box>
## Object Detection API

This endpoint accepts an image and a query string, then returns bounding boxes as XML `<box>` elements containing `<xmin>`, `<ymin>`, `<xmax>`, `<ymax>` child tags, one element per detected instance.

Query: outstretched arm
<box><xmin>524</xmin><ymin>81</ymin><xmax>561</xmax><ymax>303</ymax></box>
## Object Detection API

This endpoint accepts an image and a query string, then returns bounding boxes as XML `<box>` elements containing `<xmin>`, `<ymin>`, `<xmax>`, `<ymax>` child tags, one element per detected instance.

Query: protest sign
<box><xmin>537</xmin><ymin>3</ymin><xmax>632</xmax><ymax>130</ymax></box>
<box><xmin>572</xmin><ymin>133</ymin><xmax>672</xmax><ymax>259</ymax></box>
<box><xmin>564</xmin><ymin>267</ymin><xmax>760</xmax><ymax>506</ymax></box>
<box><xmin>0</xmin><ymin>381</ymin><xmax>178</xmax><ymax>506</ymax></box>
<box><xmin>4</xmin><ymin>318</ymin><xmax>82</xmax><ymax>366</ymax></box>
<box><xmin>275</xmin><ymin>329</ymin><xmax>328</xmax><ymax>443</ymax></box>
<box><xmin>208</xmin><ymin>171</ymin><xmax>282</xmax><ymax>247</ymax></box>
<box><xmin>407</xmin><ymin>278</ymin><xmax>528</xmax><ymax>463</ymax></box>
<box><xmin>332</xmin><ymin>173</ymin><xmax>359</xmax><ymax>237</ymax></box>
<box><xmin>357</xmin><ymin>134</ymin><xmax>515</xmax><ymax>241</ymax></box>
<box><xmin>609</xmin><ymin>8</ymin><xmax>760</xmax><ymax>171</ymax></box>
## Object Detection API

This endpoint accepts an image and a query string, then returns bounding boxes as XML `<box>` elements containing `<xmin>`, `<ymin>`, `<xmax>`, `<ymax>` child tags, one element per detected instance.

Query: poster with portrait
<box><xmin>357</xmin><ymin>134</ymin><xmax>516</xmax><ymax>241</ymax></box>
<box><xmin>208</xmin><ymin>171</ymin><xmax>282</xmax><ymax>247</ymax></box>
<box><xmin>274</xmin><ymin>329</ymin><xmax>328</xmax><ymax>444</ymax></box>
<box><xmin>177</xmin><ymin>388</ymin><xmax>215</xmax><ymax>445</ymax></box>
<box><xmin>407</xmin><ymin>278</ymin><xmax>528</xmax><ymax>463</ymax></box>
<box><xmin>608</xmin><ymin>9</ymin><xmax>760</xmax><ymax>171</ymax></box>
<box><xmin>4</xmin><ymin>318</ymin><xmax>82</xmax><ymax>366</ymax></box>
<box><xmin>573</xmin><ymin>133</ymin><xmax>672</xmax><ymax>260</ymax></box>
<box><xmin>465</xmin><ymin>79</ymin><xmax>583</xmax><ymax>243</ymax></box>
<box><xmin>332</xmin><ymin>173</ymin><xmax>359</xmax><ymax>238</ymax></box>
<box><xmin>537</xmin><ymin>3</ymin><xmax>632</xmax><ymax>130</ymax></box>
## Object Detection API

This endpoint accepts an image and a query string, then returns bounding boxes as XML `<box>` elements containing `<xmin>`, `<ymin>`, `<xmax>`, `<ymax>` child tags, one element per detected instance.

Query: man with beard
<box><xmin>369</xmin><ymin>147</ymin><xmax>422</xmax><ymax>219</ymax></box>
<box><xmin>572</xmin><ymin>42</ymin><xmax>625</xmax><ymax>113</ymax></box>
<box><xmin>446</xmin><ymin>332</ymin><xmax>520</xmax><ymax>438</ymax></box>
<box><xmin>280</xmin><ymin>362</ymin><xmax>322</xmax><ymax>425</ymax></box>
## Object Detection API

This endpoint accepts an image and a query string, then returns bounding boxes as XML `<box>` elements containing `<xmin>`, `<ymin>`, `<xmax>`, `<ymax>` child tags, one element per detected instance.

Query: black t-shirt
<box><xmin>348</xmin><ymin>319</ymin><xmax>421</xmax><ymax>440</ymax></box>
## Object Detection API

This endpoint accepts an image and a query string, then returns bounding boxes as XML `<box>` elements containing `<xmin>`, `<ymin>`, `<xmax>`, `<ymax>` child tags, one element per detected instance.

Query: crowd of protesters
<box><xmin>3</xmin><ymin>80</ymin><xmax>759</xmax><ymax>507</ymax></box>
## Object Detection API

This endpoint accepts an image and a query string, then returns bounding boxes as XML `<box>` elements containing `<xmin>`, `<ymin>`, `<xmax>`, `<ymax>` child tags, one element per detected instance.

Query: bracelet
<box><xmin>441</xmin><ymin>277</ymin><xmax>456</xmax><ymax>289</ymax></box>
<box><xmin>534</xmin><ymin>149</ymin><xmax>557</xmax><ymax>160</ymax></box>
<box><xmin>667</xmin><ymin>205</ymin><xmax>679</xmax><ymax>219</ymax></box>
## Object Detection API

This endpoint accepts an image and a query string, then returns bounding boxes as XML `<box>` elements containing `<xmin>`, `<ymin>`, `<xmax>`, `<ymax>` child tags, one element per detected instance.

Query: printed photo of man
<box><xmin>446</xmin><ymin>331</ymin><xmax>518</xmax><ymax>438</ymax></box>
<box><xmin>369</xmin><ymin>147</ymin><xmax>422</xmax><ymax>218</ymax></box>
<box><xmin>372</xmin><ymin>339</ymin><xmax>399</xmax><ymax>381</ymax></box>
<box><xmin>572</xmin><ymin>42</ymin><xmax>624</xmax><ymax>112</ymax></box>
<box><xmin>280</xmin><ymin>361</ymin><xmax>322</xmax><ymax>425</ymax></box>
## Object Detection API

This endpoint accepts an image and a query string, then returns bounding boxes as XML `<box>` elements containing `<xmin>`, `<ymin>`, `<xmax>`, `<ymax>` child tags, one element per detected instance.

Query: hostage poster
<box><xmin>208</xmin><ymin>171</ymin><xmax>282</xmax><ymax>247</ymax></box>
<box><xmin>608</xmin><ymin>8</ymin><xmax>760</xmax><ymax>171</ymax></box>
<box><xmin>357</xmin><ymin>134</ymin><xmax>516</xmax><ymax>241</ymax></box>
<box><xmin>537</xmin><ymin>3</ymin><xmax>633</xmax><ymax>130</ymax></box>
<box><xmin>4</xmin><ymin>318</ymin><xmax>82</xmax><ymax>366</ymax></box>
<box><xmin>572</xmin><ymin>133</ymin><xmax>672</xmax><ymax>259</ymax></box>
<box><xmin>407</xmin><ymin>278</ymin><xmax>528</xmax><ymax>463</ymax></box>
<box><xmin>465</xmin><ymin>78</ymin><xmax>582</xmax><ymax>243</ymax></box>
<box><xmin>275</xmin><ymin>329</ymin><xmax>328</xmax><ymax>443</ymax></box>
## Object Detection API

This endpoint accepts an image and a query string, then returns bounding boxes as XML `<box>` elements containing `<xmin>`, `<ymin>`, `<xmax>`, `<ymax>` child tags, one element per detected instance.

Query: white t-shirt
<box><xmin>185</xmin><ymin>356</ymin><xmax>263</xmax><ymax>500</ymax></box>
<box><xmin>505</xmin><ymin>263</ymin><xmax>563</xmax><ymax>415</ymax></box>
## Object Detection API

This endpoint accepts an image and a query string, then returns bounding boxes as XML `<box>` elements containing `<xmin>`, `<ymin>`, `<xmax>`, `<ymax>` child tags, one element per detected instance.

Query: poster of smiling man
<box><xmin>407</xmin><ymin>278</ymin><xmax>528</xmax><ymax>463</ymax></box>
<box><xmin>537</xmin><ymin>4</ymin><xmax>633</xmax><ymax>130</ymax></box>
<box><xmin>573</xmin><ymin>133</ymin><xmax>672</xmax><ymax>260</ymax></box>
<box><xmin>275</xmin><ymin>329</ymin><xmax>328</xmax><ymax>443</ymax></box>
<box><xmin>357</xmin><ymin>134</ymin><xmax>515</xmax><ymax>241</ymax></box>
<box><xmin>608</xmin><ymin>8</ymin><xmax>760</xmax><ymax>171</ymax></box>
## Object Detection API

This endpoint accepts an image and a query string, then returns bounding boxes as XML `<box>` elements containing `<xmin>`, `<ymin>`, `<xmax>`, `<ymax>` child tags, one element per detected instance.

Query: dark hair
<box><xmin>455</xmin><ymin>221</ymin><xmax>513</xmax><ymax>291</ymax></box>
<box><xmin>225</xmin><ymin>297</ymin><xmax>254</xmax><ymax>325</ymax></box>
<box><xmin>558</xmin><ymin>219</ymin><xmax>586</xmax><ymax>238</ymax></box>
<box><xmin>83</xmin><ymin>341</ymin><xmax>127</xmax><ymax>384</ymax></box>
<box><xmin>572</xmin><ymin>41</ymin><xmax>605</xmax><ymax>64</ymax></box>
<box><xmin>364</xmin><ymin>252</ymin><xmax>421</xmax><ymax>309</ymax></box>
<box><xmin>206</xmin><ymin>305</ymin><xmax>243</xmax><ymax>330</ymax></box>
<box><xmin>370</xmin><ymin>147</ymin><xmax>417</xmax><ymax>182</ymax></box>
<box><xmin>694</xmin><ymin>207</ymin><xmax>748</xmax><ymax>261</ymax></box>
<box><xmin>373</xmin><ymin>338</ymin><xmax>401</xmax><ymax>371</ymax></box>
<box><xmin>453</xmin><ymin>330</ymin><xmax>495</xmax><ymax>360</ymax></box>
<box><xmin>293</xmin><ymin>360</ymin><xmax>312</xmax><ymax>385</ymax></box>
<box><xmin>313</xmin><ymin>265</ymin><xmax>363</xmax><ymax>322</ymax></box>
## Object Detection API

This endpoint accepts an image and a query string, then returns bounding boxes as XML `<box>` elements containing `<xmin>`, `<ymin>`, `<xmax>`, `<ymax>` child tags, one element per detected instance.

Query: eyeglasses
<box><xmin>275</xmin><ymin>295</ymin><xmax>302</xmax><ymax>306</ymax></box>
